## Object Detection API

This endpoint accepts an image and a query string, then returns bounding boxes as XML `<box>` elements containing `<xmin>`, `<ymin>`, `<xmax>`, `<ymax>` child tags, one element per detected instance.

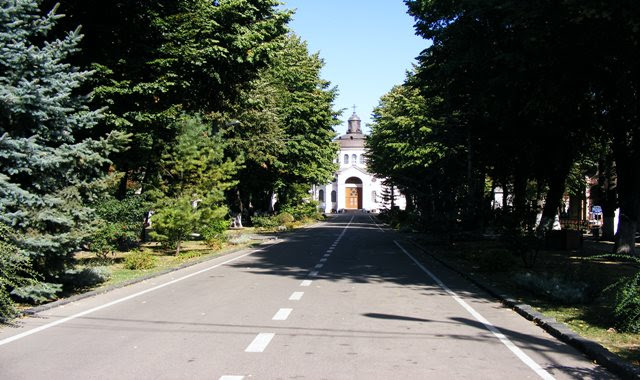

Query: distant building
<box><xmin>312</xmin><ymin>111</ymin><xmax>405</xmax><ymax>213</ymax></box>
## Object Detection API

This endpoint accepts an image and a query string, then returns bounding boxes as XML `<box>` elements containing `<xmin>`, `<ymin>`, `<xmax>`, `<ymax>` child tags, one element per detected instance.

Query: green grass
<box><xmin>535</xmin><ymin>304</ymin><xmax>640</xmax><ymax>364</ymax></box>
<box><xmin>70</xmin><ymin>229</ymin><xmax>265</xmax><ymax>293</ymax></box>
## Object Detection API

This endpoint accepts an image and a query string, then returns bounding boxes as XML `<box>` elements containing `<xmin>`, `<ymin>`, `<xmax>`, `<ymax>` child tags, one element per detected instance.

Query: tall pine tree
<box><xmin>0</xmin><ymin>0</ymin><xmax>125</xmax><ymax>288</ymax></box>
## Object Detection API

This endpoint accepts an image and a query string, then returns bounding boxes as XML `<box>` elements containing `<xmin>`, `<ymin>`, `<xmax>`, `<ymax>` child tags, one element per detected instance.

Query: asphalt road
<box><xmin>0</xmin><ymin>213</ymin><xmax>615</xmax><ymax>379</ymax></box>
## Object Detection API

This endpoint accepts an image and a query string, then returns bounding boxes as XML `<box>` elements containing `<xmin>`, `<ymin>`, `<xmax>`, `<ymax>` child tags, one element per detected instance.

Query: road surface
<box><xmin>0</xmin><ymin>214</ymin><xmax>614</xmax><ymax>379</ymax></box>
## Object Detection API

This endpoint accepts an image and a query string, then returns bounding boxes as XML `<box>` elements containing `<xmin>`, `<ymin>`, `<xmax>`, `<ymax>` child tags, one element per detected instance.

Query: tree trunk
<box><xmin>405</xmin><ymin>191</ymin><xmax>415</xmax><ymax>212</ymax></box>
<box><xmin>615</xmin><ymin>214</ymin><xmax>636</xmax><ymax>254</ymax></box>
<box><xmin>602</xmin><ymin>212</ymin><xmax>616</xmax><ymax>241</ymax></box>
<box><xmin>513</xmin><ymin>171</ymin><xmax>527</xmax><ymax>222</ymax></box>
<box><xmin>502</xmin><ymin>180</ymin><xmax>509</xmax><ymax>209</ymax></box>
<box><xmin>597</xmin><ymin>153</ymin><xmax>617</xmax><ymax>241</ymax></box>
<box><xmin>116</xmin><ymin>166</ymin><xmax>129</xmax><ymax>200</ymax></box>
<box><xmin>613</xmin><ymin>151</ymin><xmax>640</xmax><ymax>255</ymax></box>
<box><xmin>568</xmin><ymin>195</ymin><xmax>582</xmax><ymax>219</ymax></box>
<box><xmin>537</xmin><ymin>174</ymin><xmax>566</xmax><ymax>234</ymax></box>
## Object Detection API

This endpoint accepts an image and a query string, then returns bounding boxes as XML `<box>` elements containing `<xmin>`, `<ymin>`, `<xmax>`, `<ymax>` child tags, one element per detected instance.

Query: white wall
<box><xmin>314</xmin><ymin>146</ymin><xmax>406</xmax><ymax>213</ymax></box>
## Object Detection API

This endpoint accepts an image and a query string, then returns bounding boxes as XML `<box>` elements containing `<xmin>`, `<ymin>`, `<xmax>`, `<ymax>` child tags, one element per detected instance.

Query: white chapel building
<box><xmin>312</xmin><ymin>111</ymin><xmax>406</xmax><ymax>213</ymax></box>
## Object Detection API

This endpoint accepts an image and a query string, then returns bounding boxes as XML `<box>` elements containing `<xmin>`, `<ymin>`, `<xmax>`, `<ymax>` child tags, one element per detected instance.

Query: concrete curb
<box><xmin>406</xmin><ymin>238</ymin><xmax>640</xmax><ymax>380</ymax></box>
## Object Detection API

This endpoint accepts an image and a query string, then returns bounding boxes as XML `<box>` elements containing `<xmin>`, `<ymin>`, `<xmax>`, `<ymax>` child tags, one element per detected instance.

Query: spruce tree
<box><xmin>0</xmin><ymin>0</ymin><xmax>124</xmax><ymax>289</ymax></box>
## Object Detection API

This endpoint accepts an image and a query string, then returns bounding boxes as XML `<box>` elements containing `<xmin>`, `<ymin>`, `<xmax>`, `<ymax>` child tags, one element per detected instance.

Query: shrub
<box><xmin>229</xmin><ymin>235</ymin><xmax>253</xmax><ymax>245</ymax></box>
<box><xmin>91</xmin><ymin>195</ymin><xmax>148</xmax><ymax>254</ymax></box>
<box><xmin>177</xmin><ymin>250</ymin><xmax>204</xmax><ymax>260</ymax></box>
<box><xmin>202</xmin><ymin>218</ymin><xmax>230</xmax><ymax>236</ymax></box>
<box><xmin>123</xmin><ymin>250</ymin><xmax>156</xmax><ymax>270</ymax></box>
<box><xmin>251</xmin><ymin>215</ymin><xmax>280</xmax><ymax>229</ymax></box>
<box><xmin>1</xmin><ymin>223</ymin><xmax>40</xmax><ymax>319</ymax></box>
<box><xmin>378</xmin><ymin>208</ymin><xmax>418</xmax><ymax>231</ymax></box>
<box><xmin>513</xmin><ymin>272</ymin><xmax>589</xmax><ymax>304</ymax></box>
<box><xmin>597</xmin><ymin>254</ymin><xmax>640</xmax><ymax>333</ymax></box>
<box><xmin>90</xmin><ymin>223</ymin><xmax>120</xmax><ymax>260</ymax></box>
<box><xmin>276</xmin><ymin>212</ymin><xmax>295</xmax><ymax>224</ymax></box>
<box><xmin>201</xmin><ymin>218</ymin><xmax>230</xmax><ymax>249</ymax></box>
<box><xmin>150</xmin><ymin>196</ymin><xmax>199</xmax><ymax>254</ymax></box>
<box><xmin>204</xmin><ymin>235</ymin><xmax>226</xmax><ymax>250</ymax></box>
<box><xmin>62</xmin><ymin>267</ymin><xmax>111</xmax><ymax>289</ymax></box>
<box><xmin>281</xmin><ymin>201</ymin><xmax>321</xmax><ymax>221</ymax></box>
<box><xmin>502</xmin><ymin>229</ymin><xmax>541</xmax><ymax>268</ymax></box>
<box><xmin>609</xmin><ymin>275</ymin><xmax>640</xmax><ymax>333</ymax></box>
<box><xmin>11</xmin><ymin>282</ymin><xmax>62</xmax><ymax>305</ymax></box>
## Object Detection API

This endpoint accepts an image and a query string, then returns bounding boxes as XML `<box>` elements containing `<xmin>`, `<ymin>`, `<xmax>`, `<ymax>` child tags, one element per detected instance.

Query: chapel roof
<box><xmin>336</xmin><ymin>109</ymin><xmax>366</xmax><ymax>148</ymax></box>
<box><xmin>336</xmin><ymin>132</ymin><xmax>366</xmax><ymax>148</ymax></box>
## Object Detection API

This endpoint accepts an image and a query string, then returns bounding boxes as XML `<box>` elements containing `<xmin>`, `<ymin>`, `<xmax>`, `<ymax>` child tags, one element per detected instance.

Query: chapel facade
<box><xmin>312</xmin><ymin>111</ymin><xmax>406</xmax><ymax>213</ymax></box>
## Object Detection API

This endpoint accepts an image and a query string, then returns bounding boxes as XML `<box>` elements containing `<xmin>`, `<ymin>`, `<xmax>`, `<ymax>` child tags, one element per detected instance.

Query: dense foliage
<box><xmin>364</xmin><ymin>0</ymin><xmax>640</xmax><ymax>332</ymax></box>
<box><xmin>0</xmin><ymin>223</ymin><xmax>37</xmax><ymax>321</ymax></box>
<box><xmin>367</xmin><ymin>1</ymin><xmax>640</xmax><ymax>255</ymax></box>
<box><xmin>0</xmin><ymin>0</ymin><xmax>338</xmax><ymax>315</ymax></box>
<box><xmin>0</xmin><ymin>0</ymin><xmax>126</xmax><ymax>290</ymax></box>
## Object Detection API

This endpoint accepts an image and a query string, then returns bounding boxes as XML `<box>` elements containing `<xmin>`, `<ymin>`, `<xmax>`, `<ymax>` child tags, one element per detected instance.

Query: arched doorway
<box><xmin>345</xmin><ymin>177</ymin><xmax>363</xmax><ymax>209</ymax></box>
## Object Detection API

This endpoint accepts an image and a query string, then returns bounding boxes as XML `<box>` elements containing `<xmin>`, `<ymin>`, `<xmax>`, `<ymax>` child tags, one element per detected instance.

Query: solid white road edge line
<box><xmin>0</xmin><ymin>250</ymin><xmax>260</xmax><ymax>347</ymax></box>
<box><xmin>393</xmin><ymin>240</ymin><xmax>555</xmax><ymax>380</ymax></box>
<box><xmin>272</xmin><ymin>308</ymin><xmax>293</xmax><ymax>321</ymax></box>
<box><xmin>245</xmin><ymin>333</ymin><xmax>275</xmax><ymax>353</ymax></box>
<box><xmin>369</xmin><ymin>214</ymin><xmax>385</xmax><ymax>232</ymax></box>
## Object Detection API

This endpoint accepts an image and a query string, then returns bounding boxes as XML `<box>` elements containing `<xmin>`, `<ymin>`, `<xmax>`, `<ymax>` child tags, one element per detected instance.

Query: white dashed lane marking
<box><xmin>300</xmin><ymin>280</ymin><xmax>312</xmax><ymax>287</ymax></box>
<box><xmin>314</xmin><ymin>264</ymin><xmax>324</xmax><ymax>269</ymax></box>
<box><xmin>245</xmin><ymin>333</ymin><xmax>275</xmax><ymax>353</ymax></box>
<box><xmin>219</xmin><ymin>376</ymin><xmax>244</xmax><ymax>380</ymax></box>
<box><xmin>272</xmin><ymin>308</ymin><xmax>293</xmax><ymax>321</ymax></box>
<box><xmin>289</xmin><ymin>292</ymin><xmax>304</xmax><ymax>301</ymax></box>
<box><xmin>309</xmin><ymin>270</ymin><xmax>319</xmax><ymax>277</ymax></box>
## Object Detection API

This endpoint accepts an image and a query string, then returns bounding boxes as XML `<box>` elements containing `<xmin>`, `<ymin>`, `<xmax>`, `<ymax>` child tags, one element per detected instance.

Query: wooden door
<box><xmin>345</xmin><ymin>188</ymin><xmax>362</xmax><ymax>209</ymax></box>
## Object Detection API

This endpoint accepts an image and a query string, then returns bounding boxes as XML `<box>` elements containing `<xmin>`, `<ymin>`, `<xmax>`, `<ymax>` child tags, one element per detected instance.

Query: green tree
<box><xmin>405</xmin><ymin>0</ymin><xmax>602</xmax><ymax>233</ymax></box>
<box><xmin>44</xmin><ymin>0</ymin><xmax>291</xmax><ymax>197</ymax></box>
<box><xmin>226</xmin><ymin>34</ymin><xmax>339</xmax><ymax>214</ymax></box>
<box><xmin>150</xmin><ymin>116</ymin><xmax>236</xmax><ymax>254</ymax></box>
<box><xmin>0</xmin><ymin>1</ymin><xmax>125</xmax><ymax>286</ymax></box>
<box><xmin>367</xmin><ymin>78</ymin><xmax>466</xmax><ymax>229</ymax></box>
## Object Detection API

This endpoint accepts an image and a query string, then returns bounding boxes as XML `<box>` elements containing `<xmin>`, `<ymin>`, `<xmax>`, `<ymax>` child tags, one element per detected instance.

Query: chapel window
<box><xmin>352</xmin><ymin>154</ymin><xmax>357</xmax><ymax>164</ymax></box>
<box><xmin>344</xmin><ymin>154</ymin><xmax>349</xmax><ymax>164</ymax></box>
<box><xmin>372</xmin><ymin>190</ymin><xmax>377</xmax><ymax>202</ymax></box>
<box><xmin>331</xmin><ymin>190</ymin><xmax>337</xmax><ymax>202</ymax></box>
<box><xmin>318</xmin><ymin>189</ymin><xmax>325</xmax><ymax>202</ymax></box>
<box><xmin>360</xmin><ymin>155</ymin><xmax>365</xmax><ymax>164</ymax></box>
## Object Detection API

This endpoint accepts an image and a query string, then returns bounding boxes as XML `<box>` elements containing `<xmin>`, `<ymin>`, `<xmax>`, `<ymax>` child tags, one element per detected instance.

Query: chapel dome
<box><xmin>336</xmin><ymin>109</ymin><xmax>365</xmax><ymax>148</ymax></box>
<box><xmin>336</xmin><ymin>132</ymin><xmax>366</xmax><ymax>148</ymax></box>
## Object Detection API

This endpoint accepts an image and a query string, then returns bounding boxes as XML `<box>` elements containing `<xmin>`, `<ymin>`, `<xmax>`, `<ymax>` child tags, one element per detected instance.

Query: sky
<box><xmin>280</xmin><ymin>1</ymin><xmax>428</xmax><ymax>134</ymax></box>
